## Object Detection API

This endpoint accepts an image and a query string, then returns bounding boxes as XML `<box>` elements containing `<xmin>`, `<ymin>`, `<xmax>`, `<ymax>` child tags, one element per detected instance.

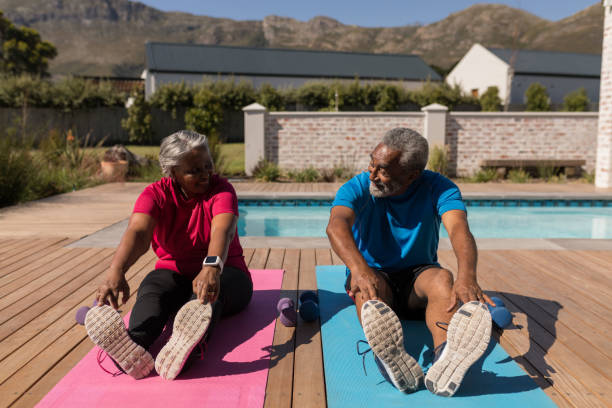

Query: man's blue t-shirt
<box><xmin>332</xmin><ymin>170</ymin><xmax>466</xmax><ymax>271</ymax></box>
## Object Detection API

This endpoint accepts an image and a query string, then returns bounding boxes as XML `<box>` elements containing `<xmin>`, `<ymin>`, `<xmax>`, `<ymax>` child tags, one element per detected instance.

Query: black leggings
<box><xmin>128</xmin><ymin>266</ymin><xmax>253</xmax><ymax>350</ymax></box>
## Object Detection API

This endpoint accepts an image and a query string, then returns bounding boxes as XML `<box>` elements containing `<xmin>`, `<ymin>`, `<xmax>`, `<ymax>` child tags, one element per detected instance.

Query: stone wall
<box><xmin>264</xmin><ymin>112</ymin><xmax>424</xmax><ymax>171</ymax></box>
<box><xmin>447</xmin><ymin>112</ymin><xmax>599</xmax><ymax>176</ymax></box>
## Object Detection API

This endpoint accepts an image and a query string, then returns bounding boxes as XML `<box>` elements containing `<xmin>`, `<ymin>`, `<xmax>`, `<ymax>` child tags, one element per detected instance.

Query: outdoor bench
<box><xmin>480</xmin><ymin>159</ymin><xmax>586</xmax><ymax>177</ymax></box>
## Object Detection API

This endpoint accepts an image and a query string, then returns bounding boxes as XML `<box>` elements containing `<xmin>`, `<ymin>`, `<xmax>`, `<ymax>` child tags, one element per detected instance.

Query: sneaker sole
<box><xmin>425</xmin><ymin>301</ymin><xmax>492</xmax><ymax>397</ymax></box>
<box><xmin>84</xmin><ymin>305</ymin><xmax>154</xmax><ymax>379</ymax></box>
<box><xmin>155</xmin><ymin>300</ymin><xmax>212</xmax><ymax>380</ymax></box>
<box><xmin>361</xmin><ymin>300</ymin><xmax>423</xmax><ymax>393</ymax></box>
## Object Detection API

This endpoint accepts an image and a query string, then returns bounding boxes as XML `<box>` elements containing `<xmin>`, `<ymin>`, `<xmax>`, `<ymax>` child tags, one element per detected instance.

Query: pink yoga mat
<box><xmin>37</xmin><ymin>269</ymin><xmax>283</xmax><ymax>408</ymax></box>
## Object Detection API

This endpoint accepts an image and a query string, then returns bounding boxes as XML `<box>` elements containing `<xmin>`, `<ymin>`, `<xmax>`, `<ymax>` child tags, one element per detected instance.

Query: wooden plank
<box><xmin>441</xmin><ymin>251</ymin><xmax>610</xmax><ymax>407</ymax></box>
<box><xmin>514</xmin><ymin>251</ymin><xmax>611</xmax><ymax>307</ymax></box>
<box><xmin>480</xmin><ymin>251</ymin><xmax>612</xmax><ymax>338</ymax></box>
<box><xmin>331</xmin><ymin>249</ymin><xmax>344</xmax><ymax>266</ymax></box>
<box><xmin>0</xmin><ymin>251</ymin><xmax>154</xmax><ymax>364</ymax></box>
<box><xmin>315</xmin><ymin>248</ymin><xmax>332</xmax><ymax>266</ymax></box>
<box><xmin>0</xmin><ymin>247</ymin><xmax>79</xmax><ymax>296</ymax></box>
<box><xmin>0</xmin><ymin>239</ymin><xmax>72</xmax><ymax>291</ymax></box>
<box><xmin>243</xmin><ymin>248</ymin><xmax>255</xmax><ymax>266</ymax></box>
<box><xmin>0</xmin><ymin>248</ymin><xmax>106</xmax><ymax>319</ymax></box>
<box><xmin>265</xmin><ymin>248</ymin><xmax>285</xmax><ymax>270</ymax></box>
<box><xmin>10</xmin><ymin>337</ymin><xmax>93</xmax><ymax>408</ymax></box>
<box><xmin>264</xmin><ymin>249</ymin><xmax>298</xmax><ymax>408</ymax></box>
<box><xmin>0</xmin><ymin>239</ymin><xmax>51</xmax><ymax>269</ymax></box>
<box><xmin>0</xmin><ymin>255</ymin><xmax>158</xmax><ymax>407</ymax></box>
<box><xmin>0</xmin><ymin>247</ymin><xmax>107</xmax><ymax>312</ymax></box>
<box><xmin>249</xmin><ymin>248</ymin><xmax>270</xmax><ymax>270</ymax></box>
<box><xmin>293</xmin><ymin>249</ymin><xmax>326</xmax><ymax>408</ymax></box>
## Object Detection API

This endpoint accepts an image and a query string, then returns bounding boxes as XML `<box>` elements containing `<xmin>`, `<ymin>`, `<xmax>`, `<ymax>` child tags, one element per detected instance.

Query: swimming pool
<box><xmin>237</xmin><ymin>201</ymin><xmax>612</xmax><ymax>239</ymax></box>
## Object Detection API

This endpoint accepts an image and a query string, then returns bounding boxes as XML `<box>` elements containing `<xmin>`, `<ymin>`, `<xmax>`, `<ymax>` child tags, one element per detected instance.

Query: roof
<box><xmin>488</xmin><ymin>48</ymin><xmax>601</xmax><ymax>77</ymax></box>
<box><xmin>145</xmin><ymin>42</ymin><xmax>441</xmax><ymax>81</ymax></box>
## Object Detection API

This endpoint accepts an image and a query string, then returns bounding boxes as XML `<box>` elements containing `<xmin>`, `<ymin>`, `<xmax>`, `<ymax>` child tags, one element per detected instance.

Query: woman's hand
<box><xmin>193</xmin><ymin>266</ymin><xmax>221</xmax><ymax>304</ymax></box>
<box><xmin>97</xmin><ymin>268</ymin><xmax>130</xmax><ymax>309</ymax></box>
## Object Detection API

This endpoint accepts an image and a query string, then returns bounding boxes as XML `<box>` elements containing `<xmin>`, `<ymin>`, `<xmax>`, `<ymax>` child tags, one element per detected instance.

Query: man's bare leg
<box><xmin>407</xmin><ymin>267</ymin><xmax>456</xmax><ymax>347</ymax></box>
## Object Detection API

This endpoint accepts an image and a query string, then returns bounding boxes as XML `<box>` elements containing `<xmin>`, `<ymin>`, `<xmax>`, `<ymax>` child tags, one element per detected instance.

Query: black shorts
<box><xmin>344</xmin><ymin>264</ymin><xmax>440</xmax><ymax>320</ymax></box>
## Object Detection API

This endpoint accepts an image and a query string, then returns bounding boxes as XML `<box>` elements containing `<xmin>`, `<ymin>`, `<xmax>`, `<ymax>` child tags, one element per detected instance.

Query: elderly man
<box><xmin>326</xmin><ymin>128</ymin><xmax>493</xmax><ymax>397</ymax></box>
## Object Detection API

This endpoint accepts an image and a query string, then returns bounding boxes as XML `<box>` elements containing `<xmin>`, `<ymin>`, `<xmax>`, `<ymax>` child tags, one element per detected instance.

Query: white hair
<box><xmin>382</xmin><ymin>128</ymin><xmax>429</xmax><ymax>175</ymax></box>
<box><xmin>159</xmin><ymin>130</ymin><xmax>211</xmax><ymax>177</ymax></box>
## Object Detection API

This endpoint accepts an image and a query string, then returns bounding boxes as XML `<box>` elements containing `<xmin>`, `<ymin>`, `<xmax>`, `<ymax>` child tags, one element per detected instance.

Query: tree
<box><xmin>562</xmin><ymin>88</ymin><xmax>590</xmax><ymax>112</ymax></box>
<box><xmin>0</xmin><ymin>10</ymin><xmax>57</xmax><ymax>76</ymax></box>
<box><xmin>479</xmin><ymin>86</ymin><xmax>502</xmax><ymax>112</ymax></box>
<box><xmin>525</xmin><ymin>83</ymin><xmax>550</xmax><ymax>112</ymax></box>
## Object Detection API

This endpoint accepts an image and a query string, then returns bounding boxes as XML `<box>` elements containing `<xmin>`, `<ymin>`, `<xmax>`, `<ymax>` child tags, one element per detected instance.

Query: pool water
<box><xmin>237</xmin><ymin>205</ymin><xmax>612</xmax><ymax>239</ymax></box>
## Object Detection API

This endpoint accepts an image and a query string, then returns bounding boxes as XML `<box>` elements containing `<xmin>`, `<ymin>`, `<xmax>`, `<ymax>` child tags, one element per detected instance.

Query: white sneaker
<box><xmin>155</xmin><ymin>300</ymin><xmax>212</xmax><ymax>380</ymax></box>
<box><xmin>361</xmin><ymin>300</ymin><xmax>423</xmax><ymax>393</ymax></box>
<box><xmin>85</xmin><ymin>305</ymin><xmax>154</xmax><ymax>379</ymax></box>
<box><xmin>425</xmin><ymin>301</ymin><xmax>492</xmax><ymax>397</ymax></box>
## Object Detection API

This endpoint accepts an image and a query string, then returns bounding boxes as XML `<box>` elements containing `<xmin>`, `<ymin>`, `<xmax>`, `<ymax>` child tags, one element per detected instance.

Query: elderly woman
<box><xmin>84</xmin><ymin>130</ymin><xmax>252</xmax><ymax>380</ymax></box>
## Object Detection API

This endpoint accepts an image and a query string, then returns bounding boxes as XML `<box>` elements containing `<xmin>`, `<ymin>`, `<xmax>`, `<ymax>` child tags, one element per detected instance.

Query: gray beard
<box><xmin>369</xmin><ymin>180</ymin><xmax>403</xmax><ymax>198</ymax></box>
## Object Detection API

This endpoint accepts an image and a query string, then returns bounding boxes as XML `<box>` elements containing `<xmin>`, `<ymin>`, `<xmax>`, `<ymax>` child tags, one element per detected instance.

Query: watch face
<box><xmin>204</xmin><ymin>256</ymin><xmax>218</xmax><ymax>264</ymax></box>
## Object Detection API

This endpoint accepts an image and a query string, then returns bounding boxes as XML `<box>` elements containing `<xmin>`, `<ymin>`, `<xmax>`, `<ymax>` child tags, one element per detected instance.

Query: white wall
<box><xmin>143</xmin><ymin>72</ymin><xmax>426</xmax><ymax>98</ymax></box>
<box><xmin>446</xmin><ymin>44</ymin><xmax>510</xmax><ymax>101</ymax></box>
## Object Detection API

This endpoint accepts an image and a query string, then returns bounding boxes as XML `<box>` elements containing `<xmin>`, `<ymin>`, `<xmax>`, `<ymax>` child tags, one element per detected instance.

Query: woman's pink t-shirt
<box><xmin>133</xmin><ymin>176</ymin><xmax>249</xmax><ymax>280</ymax></box>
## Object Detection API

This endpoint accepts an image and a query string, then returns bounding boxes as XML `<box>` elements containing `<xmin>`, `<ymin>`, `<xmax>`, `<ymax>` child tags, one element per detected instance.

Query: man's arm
<box><xmin>326</xmin><ymin>205</ymin><xmax>379</xmax><ymax>300</ymax></box>
<box><xmin>442</xmin><ymin>209</ymin><xmax>493</xmax><ymax>311</ymax></box>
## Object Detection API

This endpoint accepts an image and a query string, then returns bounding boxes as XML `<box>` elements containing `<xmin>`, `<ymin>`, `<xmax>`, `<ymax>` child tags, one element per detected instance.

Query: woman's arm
<box><xmin>193</xmin><ymin>212</ymin><xmax>237</xmax><ymax>304</ymax></box>
<box><xmin>97</xmin><ymin>212</ymin><xmax>157</xmax><ymax>309</ymax></box>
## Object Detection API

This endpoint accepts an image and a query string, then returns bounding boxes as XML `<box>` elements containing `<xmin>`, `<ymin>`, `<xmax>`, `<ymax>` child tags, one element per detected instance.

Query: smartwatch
<box><xmin>203</xmin><ymin>255</ymin><xmax>224</xmax><ymax>272</ymax></box>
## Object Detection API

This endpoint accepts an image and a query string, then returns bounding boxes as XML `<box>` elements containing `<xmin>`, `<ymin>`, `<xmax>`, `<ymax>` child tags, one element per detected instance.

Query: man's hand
<box><xmin>97</xmin><ymin>269</ymin><xmax>130</xmax><ymax>309</ymax></box>
<box><xmin>193</xmin><ymin>266</ymin><xmax>221</xmax><ymax>304</ymax></box>
<box><xmin>447</xmin><ymin>276</ymin><xmax>494</xmax><ymax>312</ymax></box>
<box><xmin>349</xmin><ymin>268</ymin><xmax>380</xmax><ymax>302</ymax></box>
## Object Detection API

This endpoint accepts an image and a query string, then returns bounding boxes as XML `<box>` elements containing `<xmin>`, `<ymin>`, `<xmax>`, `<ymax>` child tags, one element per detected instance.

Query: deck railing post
<box><xmin>243</xmin><ymin>103</ymin><xmax>267</xmax><ymax>176</ymax></box>
<box><xmin>421</xmin><ymin>103</ymin><xmax>448</xmax><ymax>148</ymax></box>
<box><xmin>596</xmin><ymin>0</ymin><xmax>612</xmax><ymax>188</ymax></box>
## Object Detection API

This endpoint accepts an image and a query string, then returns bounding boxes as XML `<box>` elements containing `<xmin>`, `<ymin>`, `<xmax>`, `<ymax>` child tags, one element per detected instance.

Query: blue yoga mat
<box><xmin>316</xmin><ymin>265</ymin><xmax>557</xmax><ymax>407</ymax></box>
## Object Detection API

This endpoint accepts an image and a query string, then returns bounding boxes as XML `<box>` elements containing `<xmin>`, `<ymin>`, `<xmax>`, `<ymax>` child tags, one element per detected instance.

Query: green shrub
<box><xmin>581</xmin><ymin>171</ymin><xmax>595</xmax><ymax>184</ymax></box>
<box><xmin>525</xmin><ymin>83</ymin><xmax>550</xmax><ymax>111</ymax></box>
<box><xmin>253</xmin><ymin>160</ymin><xmax>281</xmax><ymax>181</ymax></box>
<box><xmin>427</xmin><ymin>145</ymin><xmax>449</xmax><ymax>176</ymax></box>
<box><xmin>121</xmin><ymin>91</ymin><xmax>153</xmax><ymax>144</ymax></box>
<box><xmin>412</xmin><ymin>81</ymin><xmax>477</xmax><ymax>110</ymax></box>
<box><xmin>375</xmin><ymin>85</ymin><xmax>400</xmax><ymax>111</ymax></box>
<box><xmin>0</xmin><ymin>136</ymin><xmax>36</xmax><ymax>207</ymax></box>
<box><xmin>288</xmin><ymin>167</ymin><xmax>320</xmax><ymax>182</ymax></box>
<box><xmin>128</xmin><ymin>154</ymin><xmax>163</xmax><ymax>182</ymax></box>
<box><xmin>562</xmin><ymin>88</ymin><xmax>590</xmax><ymax>112</ymax></box>
<box><xmin>320</xmin><ymin>164</ymin><xmax>354</xmax><ymax>182</ymax></box>
<box><xmin>470</xmin><ymin>168</ymin><xmax>499</xmax><ymax>183</ymax></box>
<box><xmin>479</xmin><ymin>86</ymin><xmax>502</xmax><ymax>112</ymax></box>
<box><xmin>537</xmin><ymin>165</ymin><xmax>560</xmax><ymax>181</ymax></box>
<box><xmin>257</xmin><ymin>83</ymin><xmax>284</xmax><ymax>111</ymax></box>
<box><xmin>508</xmin><ymin>168</ymin><xmax>530</xmax><ymax>183</ymax></box>
<box><xmin>150</xmin><ymin>82</ymin><xmax>193</xmax><ymax>118</ymax></box>
<box><xmin>296</xmin><ymin>82</ymin><xmax>330</xmax><ymax>110</ymax></box>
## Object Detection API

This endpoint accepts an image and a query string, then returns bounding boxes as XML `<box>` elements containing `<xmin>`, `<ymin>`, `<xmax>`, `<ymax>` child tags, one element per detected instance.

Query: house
<box><xmin>141</xmin><ymin>42</ymin><xmax>441</xmax><ymax>98</ymax></box>
<box><xmin>446</xmin><ymin>43</ymin><xmax>601</xmax><ymax>107</ymax></box>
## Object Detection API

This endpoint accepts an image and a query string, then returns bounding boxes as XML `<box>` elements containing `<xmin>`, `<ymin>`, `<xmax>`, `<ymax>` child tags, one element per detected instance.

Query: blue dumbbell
<box><xmin>487</xmin><ymin>297</ymin><xmax>512</xmax><ymax>329</ymax></box>
<box><xmin>299</xmin><ymin>291</ymin><xmax>319</xmax><ymax>322</ymax></box>
<box><xmin>75</xmin><ymin>300</ymin><xmax>98</xmax><ymax>325</ymax></box>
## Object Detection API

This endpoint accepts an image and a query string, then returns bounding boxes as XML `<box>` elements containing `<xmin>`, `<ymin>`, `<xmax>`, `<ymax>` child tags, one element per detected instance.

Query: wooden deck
<box><xmin>0</xmin><ymin>182</ymin><xmax>611</xmax><ymax>407</ymax></box>
<box><xmin>0</xmin><ymin>241</ymin><xmax>610</xmax><ymax>407</ymax></box>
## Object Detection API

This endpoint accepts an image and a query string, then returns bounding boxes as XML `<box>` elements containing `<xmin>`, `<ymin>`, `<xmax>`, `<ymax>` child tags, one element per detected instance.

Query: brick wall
<box><xmin>447</xmin><ymin>113</ymin><xmax>599</xmax><ymax>176</ymax></box>
<box><xmin>265</xmin><ymin>112</ymin><xmax>424</xmax><ymax>171</ymax></box>
<box><xmin>596</xmin><ymin>4</ymin><xmax>612</xmax><ymax>187</ymax></box>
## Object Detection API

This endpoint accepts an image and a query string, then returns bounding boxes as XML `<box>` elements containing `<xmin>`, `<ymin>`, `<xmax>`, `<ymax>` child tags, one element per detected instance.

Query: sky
<box><xmin>135</xmin><ymin>0</ymin><xmax>600</xmax><ymax>27</ymax></box>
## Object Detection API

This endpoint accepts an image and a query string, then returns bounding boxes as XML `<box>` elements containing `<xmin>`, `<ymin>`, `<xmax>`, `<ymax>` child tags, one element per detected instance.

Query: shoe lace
<box><xmin>197</xmin><ymin>340</ymin><xmax>207</xmax><ymax>360</ymax></box>
<box><xmin>435</xmin><ymin>321</ymin><xmax>449</xmax><ymax>331</ymax></box>
<box><xmin>96</xmin><ymin>349</ymin><xmax>123</xmax><ymax>377</ymax></box>
<box><xmin>356</xmin><ymin>340</ymin><xmax>372</xmax><ymax>376</ymax></box>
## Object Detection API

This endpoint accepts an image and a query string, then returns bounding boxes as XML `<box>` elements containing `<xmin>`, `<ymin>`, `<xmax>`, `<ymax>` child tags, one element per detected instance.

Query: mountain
<box><xmin>0</xmin><ymin>0</ymin><xmax>604</xmax><ymax>77</ymax></box>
